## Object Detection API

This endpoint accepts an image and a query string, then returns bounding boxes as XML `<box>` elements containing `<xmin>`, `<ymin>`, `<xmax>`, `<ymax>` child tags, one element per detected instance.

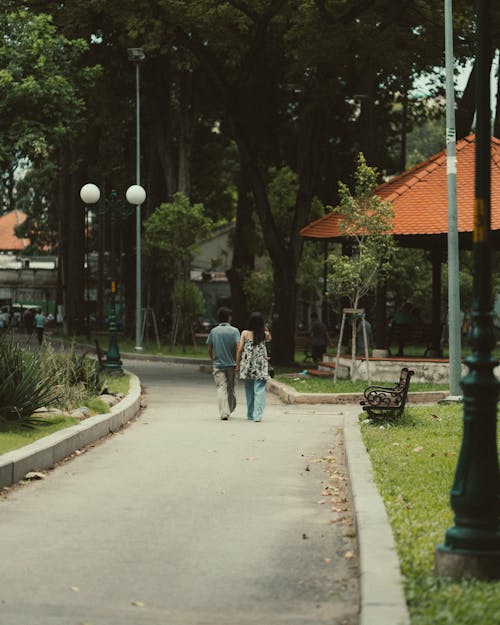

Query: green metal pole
<box><xmin>435</xmin><ymin>0</ymin><xmax>500</xmax><ymax>579</ymax></box>
<box><xmin>444</xmin><ymin>0</ymin><xmax>463</xmax><ymax>398</ymax></box>
<box><xmin>134</xmin><ymin>61</ymin><xmax>143</xmax><ymax>352</ymax></box>
<box><xmin>105</xmin><ymin>191</ymin><xmax>123</xmax><ymax>374</ymax></box>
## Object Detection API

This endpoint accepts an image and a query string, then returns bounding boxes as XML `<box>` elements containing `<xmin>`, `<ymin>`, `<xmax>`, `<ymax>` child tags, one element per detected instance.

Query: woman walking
<box><xmin>236</xmin><ymin>312</ymin><xmax>272</xmax><ymax>422</ymax></box>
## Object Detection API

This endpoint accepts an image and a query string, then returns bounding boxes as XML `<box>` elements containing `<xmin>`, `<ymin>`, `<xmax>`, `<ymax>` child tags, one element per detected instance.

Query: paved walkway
<box><xmin>0</xmin><ymin>361</ymin><xmax>360</xmax><ymax>625</ymax></box>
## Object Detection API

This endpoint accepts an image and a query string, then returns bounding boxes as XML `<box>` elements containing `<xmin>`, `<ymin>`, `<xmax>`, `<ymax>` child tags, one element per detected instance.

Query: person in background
<box><xmin>207</xmin><ymin>307</ymin><xmax>240</xmax><ymax>421</ymax></box>
<box><xmin>236</xmin><ymin>312</ymin><xmax>272</xmax><ymax>422</ymax></box>
<box><xmin>23</xmin><ymin>307</ymin><xmax>35</xmax><ymax>342</ymax></box>
<box><xmin>34</xmin><ymin>308</ymin><xmax>45</xmax><ymax>346</ymax></box>
<box><xmin>356</xmin><ymin>315</ymin><xmax>374</xmax><ymax>355</ymax></box>
<box><xmin>310</xmin><ymin>311</ymin><xmax>330</xmax><ymax>363</ymax></box>
<box><xmin>390</xmin><ymin>302</ymin><xmax>414</xmax><ymax>357</ymax></box>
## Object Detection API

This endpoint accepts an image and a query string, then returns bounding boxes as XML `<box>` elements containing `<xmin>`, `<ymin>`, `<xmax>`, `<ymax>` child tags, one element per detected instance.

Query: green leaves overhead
<box><xmin>0</xmin><ymin>10</ymin><xmax>95</xmax><ymax>164</ymax></box>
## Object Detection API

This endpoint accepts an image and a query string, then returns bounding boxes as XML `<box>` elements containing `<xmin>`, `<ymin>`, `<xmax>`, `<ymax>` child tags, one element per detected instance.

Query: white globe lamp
<box><xmin>126</xmin><ymin>184</ymin><xmax>146</xmax><ymax>205</ymax></box>
<box><xmin>80</xmin><ymin>183</ymin><xmax>101</xmax><ymax>204</ymax></box>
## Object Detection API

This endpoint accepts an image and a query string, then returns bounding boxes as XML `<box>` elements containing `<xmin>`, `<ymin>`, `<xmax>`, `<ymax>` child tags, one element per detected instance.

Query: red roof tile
<box><xmin>0</xmin><ymin>210</ymin><xmax>29</xmax><ymax>251</ymax></box>
<box><xmin>300</xmin><ymin>134</ymin><xmax>500</xmax><ymax>239</ymax></box>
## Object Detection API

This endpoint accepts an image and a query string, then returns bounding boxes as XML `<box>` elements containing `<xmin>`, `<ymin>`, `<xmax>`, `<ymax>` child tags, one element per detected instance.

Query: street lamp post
<box><xmin>80</xmin><ymin>183</ymin><xmax>147</xmax><ymax>375</ymax></box>
<box><xmin>435</xmin><ymin>0</ymin><xmax>500</xmax><ymax>580</ymax></box>
<box><xmin>127</xmin><ymin>47</ymin><xmax>146</xmax><ymax>352</ymax></box>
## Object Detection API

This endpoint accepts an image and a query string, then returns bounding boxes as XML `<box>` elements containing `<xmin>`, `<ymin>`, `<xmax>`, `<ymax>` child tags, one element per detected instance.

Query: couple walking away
<box><xmin>207</xmin><ymin>308</ymin><xmax>272</xmax><ymax>422</ymax></box>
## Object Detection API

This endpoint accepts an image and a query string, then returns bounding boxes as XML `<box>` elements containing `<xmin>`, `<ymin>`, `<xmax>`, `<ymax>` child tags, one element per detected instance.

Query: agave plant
<box><xmin>0</xmin><ymin>337</ymin><xmax>62</xmax><ymax>425</ymax></box>
<box><xmin>42</xmin><ymin>344</ymin><xmax>101</xmax><ymax>395</ymax></box>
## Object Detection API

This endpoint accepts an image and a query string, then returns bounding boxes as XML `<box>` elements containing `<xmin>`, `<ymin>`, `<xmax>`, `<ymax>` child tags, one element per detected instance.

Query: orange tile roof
<box><xmin>0</xmin><ymin>210</ymin><xmax>29</xmax><ymax>251</ymax></box>
<box><xmin>300</xmin><ymin>134</ymin><xmax>500</xmax><ymax>239</ymax></box>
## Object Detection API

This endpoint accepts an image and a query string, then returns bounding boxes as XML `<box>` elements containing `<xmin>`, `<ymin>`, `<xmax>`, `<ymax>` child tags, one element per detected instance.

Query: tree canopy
<box><xmin>4</xmin><ymin>0</ymin><xmax>499</xmax><ymax>355</ymax></box>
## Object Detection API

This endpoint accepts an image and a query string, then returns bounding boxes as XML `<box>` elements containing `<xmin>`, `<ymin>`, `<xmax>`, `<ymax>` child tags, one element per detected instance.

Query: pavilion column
<box><xmin>373</xmin><ymin>281</ymin><xmax>389</xmax><ymax>357</ymax></box>
<box><xmin>429</xmin><ymin>247</ymin><xmax>444</xmax><ymax>357</ymax></box>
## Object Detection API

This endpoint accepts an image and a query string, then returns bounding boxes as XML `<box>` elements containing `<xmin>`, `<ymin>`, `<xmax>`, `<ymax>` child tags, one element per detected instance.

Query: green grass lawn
<box><xmin>0</xmin><ymin>416</ymin><xmax>79</xmax><ymax>455</ymax></box>
<box><xmin>361</xmin><ymin>405</ymin><xmax>500</xmax><ymax>624</ymax></box>
<box><xmin>277</xmin><ymin>376</ymin><xmax>449</xmax><ymax>393</ymax></box>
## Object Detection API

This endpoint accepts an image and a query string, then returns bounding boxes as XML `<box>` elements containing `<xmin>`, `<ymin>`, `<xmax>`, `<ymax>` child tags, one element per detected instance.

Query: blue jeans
<box><xmin>244</xmin><ymin>379</ymin><xmax>267</xmax><ymax>421</ymax></box>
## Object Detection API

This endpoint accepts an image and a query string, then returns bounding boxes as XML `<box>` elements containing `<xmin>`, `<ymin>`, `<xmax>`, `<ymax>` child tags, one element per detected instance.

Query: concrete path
<box><xmin>0</xmin><ymin>361</ymin><xmax>359</xmax><ymax>625</ymax></box>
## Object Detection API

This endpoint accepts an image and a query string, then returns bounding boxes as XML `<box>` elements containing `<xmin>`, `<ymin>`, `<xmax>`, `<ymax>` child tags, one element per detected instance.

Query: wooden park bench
<box><xmin>360</xmin><ymin>367</ymin><xmax>414</xmax><ymax>420</ymax></box>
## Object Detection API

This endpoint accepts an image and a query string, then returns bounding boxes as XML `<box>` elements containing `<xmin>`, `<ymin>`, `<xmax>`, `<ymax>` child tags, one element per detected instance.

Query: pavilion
<box><xmin>300</xmin><ymin>134</ymin><xmax>500</xmax><ymax>355</ymax></box>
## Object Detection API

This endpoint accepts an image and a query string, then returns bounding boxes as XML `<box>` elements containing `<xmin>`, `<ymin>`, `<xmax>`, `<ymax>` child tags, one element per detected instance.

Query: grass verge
<box><xmin>277</xmin><ymin>376</ymin><xmax>448</xmax><ymax>393</ymax></box>
<box><xmin>0</xmin><ymin>416</ymin><xmax>79</xmax><ymax>454</ymax></box>
<box><xmin>361</xmin><ymin>404</ymin><xmax>500</xmax><ymax>624</ymax></box>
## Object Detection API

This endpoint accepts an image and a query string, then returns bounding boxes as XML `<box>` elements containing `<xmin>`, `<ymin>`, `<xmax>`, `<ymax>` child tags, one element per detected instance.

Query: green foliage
<box><xmin>0</xmin><ymin>337</ymin><xmax>62</xmax><ymax>424</ymax></box>
<box><xmin>0</xmin><ymin>9</ymin><xmax>97</xmax><ymax>213</ymax></box>
<box><xmin>361</xmin><ymin>405</ymin><xmax>500</xmax><ymax>624</ymax></box>
<box><xmin>143</xmin><ymin>192</ymin><xmax>213</xmax><ymax>279</ymax></box>
<box><xmin>406</xmin><ymin>112</ymin><xmax>446</xmax><ymax>168</ymax></box>
<box><xmin>328</xmin><ymin>154</ymin><xmax>396</xmax><ymax>309</ymax></box>
<box><xmin>267</xmin><ymin>166</ymin><xmax>299</xmax><ymax>246</ymax></box>
<box><xmin>44</xmin><ymin>346</ymin><xmax>102</xmax><ymax>395</ymax></box>
<box><xmin>171</xmin><ymin>280</ymin><xmax>204</xmax><ymax>317</ymax></box>
<box><xmin>0</xmin><ymin>338</ymin><xmax>105</xmax><ymax>423</ymax></box>
<box><xmin>243</xmin><ymin>270</ymin><xmax>274</xmax><ymax>317</ymax></box>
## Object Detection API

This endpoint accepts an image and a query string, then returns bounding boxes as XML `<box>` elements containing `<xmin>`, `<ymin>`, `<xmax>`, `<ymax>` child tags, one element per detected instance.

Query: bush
<box><xmin>0</xmin><ymin>337</ymin><xmax>62</xmax><ymax>424</ymax></box>
<box><xmin>0</xmin><ymin>338</ymin><xmax>104</xmax><ymax>423</ymax></box>
<box><xmin>38</xmin><ymin>344</ymin><xmax>102</xmax><ymax>412</ymax></box>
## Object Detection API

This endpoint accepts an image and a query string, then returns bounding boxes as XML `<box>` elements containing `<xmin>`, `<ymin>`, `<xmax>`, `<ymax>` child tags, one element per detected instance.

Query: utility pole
<box><xmin>444</xmin><ymin>0</ymin><xmax>462</xmax><ymax>398</ymax></box>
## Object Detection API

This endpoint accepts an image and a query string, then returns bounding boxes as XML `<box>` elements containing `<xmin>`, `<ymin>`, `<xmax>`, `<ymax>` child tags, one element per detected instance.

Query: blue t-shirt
<box><xmin>207</xmin><ymin>323</ymin><xmax>240</xmax><ymax>368</ymax></box>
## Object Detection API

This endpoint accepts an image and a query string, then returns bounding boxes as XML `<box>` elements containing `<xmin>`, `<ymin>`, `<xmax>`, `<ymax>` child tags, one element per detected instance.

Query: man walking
<box><xmin>207</xmin><ymin>307</ymin><xmax>240</xmax><ymax>420</ymax></box>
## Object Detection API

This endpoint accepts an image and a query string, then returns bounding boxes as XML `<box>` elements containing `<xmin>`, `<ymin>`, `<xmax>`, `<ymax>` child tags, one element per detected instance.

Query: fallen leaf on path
<box><xmin>24</xmin><ymin>471</ymin><xmax>45</xmax><ymax>480</ymax></box>
<box><xmin>302</xmin><ymin>533</ymin><xmax>309</xmax><ymax>540</ymax></box>
<box><xmin>245</xmin><ymin>456</ymin><xmax>257</xmax><ymax>461</ymax></box>
<box><xmin>70</xmin><ymin>586</ymin><xmax>80</xmax><ymax>592</ymax></box>
<box><xmin>131</xmin><ymin>601</ymin><xmax>146</xmax><ymax>607</ymax></box>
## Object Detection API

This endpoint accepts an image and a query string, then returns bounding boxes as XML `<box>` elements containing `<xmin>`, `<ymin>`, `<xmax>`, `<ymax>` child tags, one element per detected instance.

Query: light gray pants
<box><xmin>212</xmin><ymin>367</ymin><xmax>236</xmax><ymax>419</ymax></box>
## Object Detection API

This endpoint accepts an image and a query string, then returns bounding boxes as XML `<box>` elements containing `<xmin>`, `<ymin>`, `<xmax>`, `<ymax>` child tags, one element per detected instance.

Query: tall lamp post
<box><xmin>80</xmin><ymin>183</ymin><xmax>147</xmax><ymax>374</ymax></box>
<box><xmin>127</xmin><ymin>47</ymin><xmax>146</xmax><ymax>352</ymax></box>
<box><xmin>435</xmin><ymin>0</ymin><xmax>500</xmax><ymax>580</ymax></box>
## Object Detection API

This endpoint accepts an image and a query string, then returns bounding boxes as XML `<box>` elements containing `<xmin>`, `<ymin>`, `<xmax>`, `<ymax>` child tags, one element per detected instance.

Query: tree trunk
<box><xmin>456</xmin><ymin>61</ymin><xmax>477</xmax><ymax>139</ymax></box>
<box><xmin>149</xmin><ymin>58</ymin><xmax>177</xmax><ymax>197</ymax></box>
<box><xmin>59</xmin><ymin>144</ymin><xmax>85</xmax><ymax>335</ymax></box>
<box><xmin>456</xmin><ymin>55</ymin><xmax>494</xmax><ymax>140</ymax></box>
<box><xmin>178</xmin><ymin>70</ymin><xmax>197</xmax><ymax>196</ymax></box>
<box><xmin>271</xmin><ymin>264</ymin><xmax>297</xmax><ymax>364</ymax></box>
<box><xmin>494</xmin><ymin>63</ymin><xmax>500</xmax><ymax>139</ymax></box>
<box><xmin>226</xmin><ymin>163</ymin><xmax>254</xmax><ymax>329</ymax></box>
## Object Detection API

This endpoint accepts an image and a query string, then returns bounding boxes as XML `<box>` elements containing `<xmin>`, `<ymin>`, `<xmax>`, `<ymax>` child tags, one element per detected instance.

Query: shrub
<box><xmin>0</xmin><ymin>337</ymin><xmax>62</xmax><ymax>424</ymax></box>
